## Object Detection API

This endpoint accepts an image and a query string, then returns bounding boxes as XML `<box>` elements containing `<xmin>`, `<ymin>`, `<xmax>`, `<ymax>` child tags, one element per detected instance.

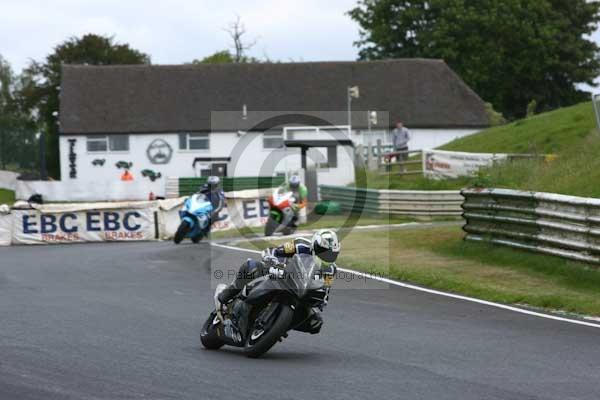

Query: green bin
<box><xmin>314</xmin><ymin>200</ymin><xmax>342</xmax><ymax>215</ymax></box>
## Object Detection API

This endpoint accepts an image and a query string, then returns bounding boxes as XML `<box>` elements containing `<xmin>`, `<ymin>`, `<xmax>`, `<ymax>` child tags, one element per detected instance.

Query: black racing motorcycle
<box><xmin>200</xmin><ymin>254</ymin><xmax>330</xmax><ymax>358</ymax></box>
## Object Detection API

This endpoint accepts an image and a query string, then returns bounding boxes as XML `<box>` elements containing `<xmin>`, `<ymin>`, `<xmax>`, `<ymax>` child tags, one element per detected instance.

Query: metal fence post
<box><xmin>376</xmin><ymin>139</ymin><xmax>383</xmax><ymax>171</ymax></box>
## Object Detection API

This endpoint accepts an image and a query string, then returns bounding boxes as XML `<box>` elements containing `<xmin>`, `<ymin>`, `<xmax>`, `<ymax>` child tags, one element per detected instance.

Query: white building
<box><xmin>58</xmin><ymin>59</ymin><xmax>490</xmax><ymax>196</ymax></box>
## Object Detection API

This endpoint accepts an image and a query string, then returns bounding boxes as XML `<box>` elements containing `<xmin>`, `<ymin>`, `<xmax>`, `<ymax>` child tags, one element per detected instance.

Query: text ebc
<box><xmin>22</xmin><ymin>211</ymin><xmax>143</xmax><ymax>234</ymax></box>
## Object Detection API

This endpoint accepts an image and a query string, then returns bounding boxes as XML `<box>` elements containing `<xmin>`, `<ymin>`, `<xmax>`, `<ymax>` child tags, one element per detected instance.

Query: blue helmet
<box><xmin>199</xmin><ymin>176</ymin><xmax>221</xmax><ymax>193</ymax></box>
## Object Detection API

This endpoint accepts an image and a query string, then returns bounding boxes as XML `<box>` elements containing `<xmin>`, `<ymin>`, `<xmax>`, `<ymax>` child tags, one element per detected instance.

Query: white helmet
<box><xmin>312</xmin><ymin>229</ymin><xmax>340</xmax><ymax>263</ymax></box>
<box><xmin>289</xmin><ymin>175</ymin><xmax>301</xmax><ymax>190</ymax></box>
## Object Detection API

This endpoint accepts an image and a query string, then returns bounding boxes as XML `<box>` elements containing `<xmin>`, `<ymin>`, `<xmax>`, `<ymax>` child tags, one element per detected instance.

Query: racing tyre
<box><xmin>200</xmin><ymin>311</ymin><xmax>225</xmax><ymax>350</ymax></box>
<box><xmin>244</xmin><ymin>303</ymin><xmax>294</xmax><ymax>358</ymax></box>
<box><xmin>282</xmin><ymin>226</ymin><xmax>296</xmax><ymax>236</ymax></box>
<box><xmin>191</xmin><ymin>234</ymin><xmax>202</xmax><ymax>244</ymax></box>
<box><xmin>174</xmin><ymin>220</ymin><xmax>191</xmax><ymax>244</ymax></box>
<box><xmin>264</xmin><ymin>216</ymin><xmax>279</xmax><ymax>237</ymax></box>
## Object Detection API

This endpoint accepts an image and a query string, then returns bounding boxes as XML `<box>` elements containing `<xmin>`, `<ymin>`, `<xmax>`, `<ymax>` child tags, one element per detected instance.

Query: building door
<box><xmin>211</xmin><ymin>163</ymin><xmax>227</xmax><ymax>177</ymax></box>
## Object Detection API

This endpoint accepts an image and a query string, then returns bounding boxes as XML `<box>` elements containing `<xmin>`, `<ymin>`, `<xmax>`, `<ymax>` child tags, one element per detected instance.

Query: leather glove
<box><xmin>268</xmin><ymin>266</ymin><xmax>285</xmax><ymax>279</ymax></box>
<box><xmin>263</xmin><ymin>255</ymin><xmax>279</xmax><ymax>268</ymax></box>
<box><xmin>261</xmin><ymin>248</ymin><xmax>274</xmax><ymax>259</ymax></box>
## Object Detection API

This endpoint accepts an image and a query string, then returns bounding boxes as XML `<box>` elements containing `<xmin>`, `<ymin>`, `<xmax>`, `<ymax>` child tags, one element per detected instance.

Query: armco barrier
<box><xmin>319</xmin><ymin>185</ymin><xmax>462</xmax><ymax>216</ymax></box>
<box><xmin>461</xmin><ymin>188</ymin><xmax>600</xmax><ymax>264</ymax></box>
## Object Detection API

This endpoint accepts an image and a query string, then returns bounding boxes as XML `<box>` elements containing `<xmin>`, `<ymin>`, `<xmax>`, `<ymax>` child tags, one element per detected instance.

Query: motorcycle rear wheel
<box><xmin>282</xmin><ymin>226</ymin><xmax>296</xmax><ymax>235</ymax></box>
<box><xmin>174</xmin><ymin>220</ymin><xmax>191</xmax><ymax>244</ymax></box>
<box><xmin>243</xmin><ymin>303</ymin><xmax>294</xmax><ymax>358</ymax></box>
<box><xmin>200</xmin><ymin>311</ymin><xmax>225</xmax><ymax>350</ymax></box>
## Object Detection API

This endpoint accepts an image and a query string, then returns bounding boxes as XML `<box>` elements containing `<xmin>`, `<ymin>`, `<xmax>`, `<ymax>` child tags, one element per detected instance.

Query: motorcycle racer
<box><xmin>198</xmin><ymin>176</ymin><xmax>225</xmax><ymax>233</ymax></box>
<box><xmin>217</xmin><ymin>230</ymin><xmax>340</xmax><ymax>334</ymax></box>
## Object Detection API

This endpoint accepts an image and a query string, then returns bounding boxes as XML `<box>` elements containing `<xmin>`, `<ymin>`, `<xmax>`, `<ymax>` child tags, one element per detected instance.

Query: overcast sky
<box><xmin>1</xmin><ymin>0</ymin><xmax>360</xmax><ymax>72</ymax></box>
<box><xmin>1</xmin><ymin>0</ymin><xmax>599</xmax><ymax>89</ymax></box>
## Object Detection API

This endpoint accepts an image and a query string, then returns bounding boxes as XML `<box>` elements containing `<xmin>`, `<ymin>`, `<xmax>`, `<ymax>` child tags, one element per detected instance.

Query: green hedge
<box><xmin>179</xmin><ymin>176</ymin><xmax>285</xmax><ymax>196</ymax></box>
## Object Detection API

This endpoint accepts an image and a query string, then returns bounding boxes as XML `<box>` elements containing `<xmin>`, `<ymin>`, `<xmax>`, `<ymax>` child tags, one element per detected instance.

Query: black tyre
<box><xmin>243</xmin><ymin>303</ymin><xmax>294</xmax><ymax>358</ymax></box>
<box><xmin>174</xmin><ymin>220</ymin><xmax>191</xmax><ymax>244</ymax></box>
<box><xmin>200</xmin><ymin>311</ymin><xmax>225</xmax><ymax>350</ymax></box>
<box><xmin>191</xmin><ymin>234</ymin><xmax>202</xmax><ymax>244</ymax></box>
<box><xmin>264</xmin><ymin>216</ymin><xmax>279</xmax><ymax>237</ymax></box>
<box><xmin>282</xmin><ymin>226</ymin><xmax>296</xmax><ymax>236</ymax></box>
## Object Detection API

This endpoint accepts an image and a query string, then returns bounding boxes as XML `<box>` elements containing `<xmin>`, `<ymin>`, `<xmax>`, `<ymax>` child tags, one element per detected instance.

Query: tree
<box><xmin>348</xmin><ymin>0</ymin><xmax>600</xmax><ymax>119</ymax></box>
<box><xmin>25</xmin><ymin>34</ymin><xmax>150</xmax><ymax>178</ymax></box>
<box><xmin>0</xmin><ymin>55</ymin><xmax>38</xmax><ymax>171</ymax></box>
<box><xmin>192</xmin><ymin>17</ymin><xmax>261</xmax><ymax>64</ymax></box>
<box><xmin>225</xmin><ymin>16</ymin><xmax>258</xmax><ymax>63</ymax></box>
<box><xmin>193</xmin><ymin>50</ymin><xmax>236</xmax><ymax>64</ymax></box>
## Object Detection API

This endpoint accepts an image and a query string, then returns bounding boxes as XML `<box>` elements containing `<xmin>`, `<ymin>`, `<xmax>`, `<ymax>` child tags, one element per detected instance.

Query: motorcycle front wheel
<box><xmin>264</xmin><ymin>216</ymin><xmax>279</xmax><ymax>237</ymax></box>
<box><xmin>191</xmin><ymin>234</ymin><xmax>202</xmax><ymax>244</ymax></box>
<box><xmin>244</xmin><ymin>302</ymin><xmax>294</xmax><ymax>358</ymax></box>
<box><xmin>200</xmin><ymin>311</ymin><xmax>225</xmax><ymax>350</ymax></box>
<box><xmin>174</xmin><ymin>220</ymin><xmax>191</xmax><ymax>244</ymax></box>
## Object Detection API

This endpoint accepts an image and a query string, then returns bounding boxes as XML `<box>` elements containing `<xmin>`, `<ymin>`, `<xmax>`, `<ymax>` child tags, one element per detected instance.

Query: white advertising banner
<box><xmin>0</xmin><ymin>207</ymin><xmax>12</xmax><ymax>246</ymax></box>
<box><xmin>11</xmin><ymin>206</ymin><xmax>157</xmax><ymax>245</ymax></box>
<box><xmin>3</xmin><ymin>188</ymin><xmax>304</xmax><ymax>245</ymax></box>
<box><xmin>423</xmin><ymin>149</ymin><xmax>507</xmax><ymax>179</ymax></box>
<box><xmin>158</xmin><ymin>195</ymin><xmax>274</xmax><ymax>239</ymax></box>
<box><xmin>158</xmin><ymin>191</ymin><xmax>306</xmax><ymax>240</ymax></box>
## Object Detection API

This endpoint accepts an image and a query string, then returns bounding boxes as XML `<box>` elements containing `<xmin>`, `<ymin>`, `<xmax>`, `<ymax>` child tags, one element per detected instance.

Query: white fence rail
<box><xmin>462</xmin><ymin>188</ymin><xmax>600</xmax><ymax>264</ymax></box>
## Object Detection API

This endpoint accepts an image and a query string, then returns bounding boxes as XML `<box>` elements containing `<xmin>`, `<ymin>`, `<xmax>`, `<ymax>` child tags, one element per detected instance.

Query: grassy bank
<box><xmin>361</xmin><ymin>102</ymin><xmax>600</xmax><ymax>197</ymax></box>
<box><xmin>0</xmin><ymin>189</ymin><xmax>15</xmax><ymax>205</ymax></box>
<box><xmin>238</xmin><ymin>224</ymin><xmax>600</xmax><ymax>316</ymax></box>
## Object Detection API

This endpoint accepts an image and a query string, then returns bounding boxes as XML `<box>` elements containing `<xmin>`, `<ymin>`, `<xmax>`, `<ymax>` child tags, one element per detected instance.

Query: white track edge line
<box><xmin>211</xmin><ymin>242</ymin><xmax>600</xmax><ymax>329</ymax></box>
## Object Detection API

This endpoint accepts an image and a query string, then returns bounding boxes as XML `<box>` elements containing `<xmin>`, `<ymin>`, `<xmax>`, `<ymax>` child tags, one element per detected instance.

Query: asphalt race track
<box><xmin>1</xmin><ymin>242</ymin><xmax>599</xmax><ymax>400</ymax></box>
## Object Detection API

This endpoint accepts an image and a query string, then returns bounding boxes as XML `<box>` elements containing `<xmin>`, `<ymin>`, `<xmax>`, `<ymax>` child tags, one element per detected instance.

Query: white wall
<box><xmin>16</xmin><ymin>180</ymin><xmax>165</xmax><ymax>202</ymax></box>
<box><xmin>0</xmin><ymin>170</ymin><xmax>19</xmax><ymax>191</ymax></box>
<box><xmin>60</xmin><ymin>133</ymin><xmax>236</xmax><ymax>183</ymax></box>
<box><xmin>353</xmin><ymin>128</ymin><xmax>480</xmax><ymax>151</ymax></box>
<box><xmin>59</xmin><ymin>127</ymin><xmax>481</xmax><ymax>198</ymax></box>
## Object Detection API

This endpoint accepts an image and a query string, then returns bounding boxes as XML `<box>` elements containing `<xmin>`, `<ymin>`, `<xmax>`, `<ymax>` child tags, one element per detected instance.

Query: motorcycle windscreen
<box><xmin>188</xmin><ymin>194</ymin><xmax>213</xmax><ymax>215</ymax></box>
<box><xmin>285</xmin><ymin>254</ymin><xmax>324</xmax><ymax>298</ymax></box>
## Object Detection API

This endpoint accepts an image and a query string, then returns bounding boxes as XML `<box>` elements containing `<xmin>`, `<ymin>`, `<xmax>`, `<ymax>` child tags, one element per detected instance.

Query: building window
<box><xmin>109</xmin><ymin>135</ymin><xmax>129</xmax><ymax>151</ymax></box>
<box><xmin>263</xmin><ymin>132</ymin><xmax>284</xmax><ymax>149</ymax></box>
<box><xmin>86</xmin><ymin>135</ymin><xmax>129</xmax><ymax>152</ymax></box>
<box><xmin>179</xmin><ymin>133</ymin><xmax>209</xmax><ymax>150</ymax></box>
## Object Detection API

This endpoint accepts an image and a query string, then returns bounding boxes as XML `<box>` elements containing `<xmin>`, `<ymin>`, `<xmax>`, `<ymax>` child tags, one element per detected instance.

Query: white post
<box><xmin>593</xmin><ymin>94</ymin><xmax>600</xmax><ymax>134</ymax></box>
<box><xmin>347</xmin><ymin>90</ymin><xmax>352</xmax><ymax>131</ymax></box>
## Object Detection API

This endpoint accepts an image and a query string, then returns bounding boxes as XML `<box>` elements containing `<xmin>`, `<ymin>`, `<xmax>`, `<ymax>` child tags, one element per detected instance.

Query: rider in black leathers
<box><xmin>217</xmin><ymin>230</ymin><xmax>340</xmax><ymax>334</ymax></box>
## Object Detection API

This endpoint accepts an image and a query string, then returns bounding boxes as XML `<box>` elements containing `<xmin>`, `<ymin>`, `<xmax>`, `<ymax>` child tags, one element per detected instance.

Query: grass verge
<box><xmin>360</xmin><ymin>102</ymin><xmax>600</xmax><ymax>197</ymax></box>
<box><xmin>236</xmin><ymin>224</ymin><xmax>600</xmax><ymax>316</ymax></box>
<box><xmin>0</xmin><ymin>189</ymin><xmax>15</xmax><ymax>205</ymax></box>
<box><xmin>210</xmin><ymin>213</ymin><xmax>423</xmax><ymax>240</ymax></box>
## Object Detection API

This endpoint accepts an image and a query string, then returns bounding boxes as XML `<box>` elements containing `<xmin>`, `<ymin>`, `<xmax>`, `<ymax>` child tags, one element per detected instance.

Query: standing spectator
<box><xmin>392</xmin><ymin>121</ymin><xmax>411</xmax><ymax>172</ymax></box>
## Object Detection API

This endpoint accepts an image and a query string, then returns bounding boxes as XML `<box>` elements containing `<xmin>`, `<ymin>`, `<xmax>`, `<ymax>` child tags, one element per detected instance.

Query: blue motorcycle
<box><xmin>174</xmin><ymin>193</ymin><xmax>214</xmax><ymax>244</ymax></box>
